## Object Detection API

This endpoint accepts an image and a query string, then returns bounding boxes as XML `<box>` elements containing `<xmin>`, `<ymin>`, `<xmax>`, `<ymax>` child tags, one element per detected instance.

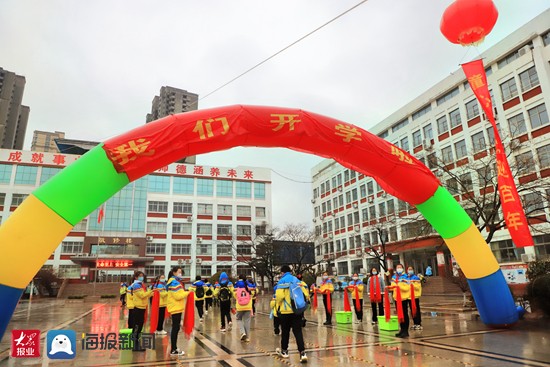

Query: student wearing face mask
<box><xmin>316</xmin><ymin>272</ymin><xmax>334</xmax><ymax>325</ymax></box>
<box><xmin>366</xmin><ymin>268</ymin><xmax>385</xmax><ymax>325</ymax></box>
<box><xmin>391</xmin><ymin>264</ymin><xmax>410</xmax><ymax>338</ymax></box>
<box><xmin>347</xmin><ymin>273</ymin><xmax>365</xmax><ymax>324</ymax></box>
<box><xmin>406</xmin><ymin>266</ymin><xmax>422</xmax><ymax>330</ymax></box>
<box><xmin>155</xmin><ymin>275</ymin><xmax>168</xmax><ymax>335</ymax></box>
<box><xmin>131</xmin><ymin>271</ymin><xmax>153</xmax><ymax>351</ymax></box>
<box><xmin>167</xmin><ymin>266</ymin><xmax>190</xmax><ymax>356</ymax></box>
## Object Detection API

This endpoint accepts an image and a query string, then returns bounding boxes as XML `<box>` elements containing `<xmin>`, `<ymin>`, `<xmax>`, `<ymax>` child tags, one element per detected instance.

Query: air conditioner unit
<box><xmin>381</xmin><ymin>193</ymin><xmax>387</xmax><ymax>198</ymax></box>
<box><xmin>354</xmin><ymin>225</ymin><xmax>360</xmax><ymax>232</ymax></box>
<box><xmin>177</xmin><ymin>259</ymin><xmax>183</xmax><ymax>265</ymax></box>
<box><xmin>187</xmin><ymin>216</ymin><xmax>194</xmax><ymax>222</ymax></box>
<box><xmin>196</xmin><ymin>237</ymin><xmax>203</xmax><ymax>243</ymax></box>
<box><xmin>368</xmin><ymin>197</ymin><xmax>374</xmax><ymax>204</ymax></box>
<box><xmin>311</xmin><ymin>198</ymin><xmax>316</xmax><ymax>204</ymax></box>
<box><xmin>520</xmin><ymin>253</ymin><xmax>536</xmax><ymax>263</ymax></box>
<box><xmin>184</xmin><ymin>259</ymin><xmax>192</xmax><ymax>264</ymax></box>
<box><xmin>518</xmin><ymin>44</ymin><xmax>532</xmax><ymax>57</ymax></box>
<box><xmin>422</xmin><ymin>139</ymin><xmax>433</xmax><ymax>150</ymax></box>
<box><xmin>196</xmin><ymin>258</ymin><xmax>202</xmax><ymax>264</ymax></box>
<box><xmin>353</xmin><ymin>203</ymin><xmax>358</xmax><ymax>209</ymax></box>
<box><xmin>435</xmin><ymin>169</ymin><xmax>443</xmax><ymax>177</ymax></box>
<box><xmin>146</xmin><ymin>236</ymin><xmax>154</xmax><ymax>241</ymax></box>
<box><xmin>338</xmin><ymin>187</ymin><xmax>343</xmax><ymax>192</ymax></box>
<box><xmin>356</xmin><ymin>250</ymin><xmax>362</xmax><ymax>257</ymax></box>
<box><xmin>312</xmin><ymin>218</ymin><xmax>317</xmax><ymax>223</ymax></box>
<box><xmin>328</xmin><ymin>233</ymin><xmax>334</xmax><ymax>239</ymax></box>
<box><xmin>320</xmin><ymin>215</ymin><xmax>325</xmax><ymax>220</ymax></box>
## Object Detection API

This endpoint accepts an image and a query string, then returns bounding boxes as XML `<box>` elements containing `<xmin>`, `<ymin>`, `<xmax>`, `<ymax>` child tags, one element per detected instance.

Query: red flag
<box><xmin>462</xmin><ymin>59</ymin><xmax>534</xmax><ymax>248</ymax></box>
<box><xmin>182</xmin><ymin>291</ymin><xmax>194</xmax><ymax>339</ymax></box>
<box><xmin>395</xmin><ymin>286</ymin><xmax>404</xmax><ymax>323</ymax></box>
<box><xmin>149</xmin><ymin>289</ymin><xmax>160</xmax><ymax>333</ymax></box>
<box><xmin>326</xmin><ymin>291</ymin><xmax>332</xmax><ymax>315</ymax></box>
<box><xmin>354</xmin><ymin>286</ymin><xmax>361</xmax><ymax>312</ymax></box>
<box><xmin>343</xmin><ymin>287</ymin><xmax>351</xmax><ymax>312</ymax></box>
<box><xmin>312</xmin><ymin>287</ymin><xmax>318</xmax><ymax>312</ymax></box>
<box><xmin>97</xmin><ymin>206</ymin><xmax>105</xmax><ymax>224</ymax></box>
<box><xmin>384</xmin><ymin>289</ymin><xmax>391</xmax><ymax>322</ymax></box>
<box><xmin>410</xmin><ymin>284</ymin><xmax>417</xmax><ymax>317</ymax></box>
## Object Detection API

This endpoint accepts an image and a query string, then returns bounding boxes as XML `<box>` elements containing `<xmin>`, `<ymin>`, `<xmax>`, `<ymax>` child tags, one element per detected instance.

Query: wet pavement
<box><xmin>0</xmin><ymin>295</ymin><xmax>549</xmax><ymax>367</ymax></box>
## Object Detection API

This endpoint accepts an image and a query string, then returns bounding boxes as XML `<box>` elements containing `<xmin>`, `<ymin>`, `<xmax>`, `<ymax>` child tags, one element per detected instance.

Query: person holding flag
<box><xmin>130</xmin><ymin>271</ymin><xmax>153</xmax><ymax>352</ymax></box>
<box><xmin>315</xmin><ymin>272</ymin><xmax>334</xmax><ymax>325</ymax></box>
<box><xmin>347</xmin><ymin>273</ymin><xmax>365</xmax><ymax>324</ymax></box>
<box><xmin>119</xmin><ymin>282</ymin><xmax>127</xmax><ymax>307</ymax></box>
<box><xmin>406</xmin><ymin>266</ymin><xmax>422</xmax><ymax>330</ymax></box>
<box><xmin>391</xmin><ymin>264</ymin><xmax>410</xmax><ymax>338</ymax></box>
<box><xmin>166</xmin><ymin>266</ymin><xmax>191</xmax><ymax>356</ymax></box>
<box><xmin>154</xmin><ymin>275</ymin><xmax>168</xmax><ymax>335</ymax></box>
<box><xmin>367</xmin><ymin>268</ymin><xmax>385</xmax><ymax>325</ymax></box>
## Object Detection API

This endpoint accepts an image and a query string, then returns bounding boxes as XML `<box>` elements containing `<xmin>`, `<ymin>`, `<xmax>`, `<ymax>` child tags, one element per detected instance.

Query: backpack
<box><xmin>195</xmin><ymin>285</ymin><xmax>205</xmax><ymax>299</ymax></box>
<box><xmin>282</xmin><ymin>280</ymin><xmax>308</xmax><ymax>314</ymax></box>
<box><xmin>236</xmin><ymin>288</ymin><xmax>251</xmax><ymax>306</ymax></box>
<box><xmin>219</xmin><ymin>286</ymin><xmax>231</xmax><ymax>302</ymax></box>
<box><xmin>206</xmin><ymin>288</ymin><xmax>213</xmax><ymax>297</ymax></box>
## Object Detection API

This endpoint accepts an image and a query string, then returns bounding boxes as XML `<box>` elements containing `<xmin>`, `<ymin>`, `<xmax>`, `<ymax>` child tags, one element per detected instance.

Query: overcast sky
<box><xmin>1</xmin><ymin>1</ymin><xmax>548</xmax><ymax>227</ymax></box>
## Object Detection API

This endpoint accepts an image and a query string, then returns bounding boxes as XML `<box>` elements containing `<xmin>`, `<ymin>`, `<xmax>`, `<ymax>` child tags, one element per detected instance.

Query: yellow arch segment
<box><xmin>0</xmin><ymin>195</ymin><xmax>72</xmax><ymax>288</ymax></box>
<box><xmin>444</xmin><ymin>223</ymin><xmax>500</xmax><ymax>279</ymax></box>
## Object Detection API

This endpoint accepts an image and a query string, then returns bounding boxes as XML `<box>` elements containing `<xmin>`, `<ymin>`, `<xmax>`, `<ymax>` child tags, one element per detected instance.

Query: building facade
<box><xmin>0</xmin><ymin>148</ymin><xmax>272</xmax><ymax>283</ymax></box>
<box><xmin>31</xmin><ymin>130</ymin><xmax>65</xmax><ymax>153</ymax></box>
<box><xmin>311</xmin><ymin>10</ymin><xmax>550</xmax><ymax>278</ymax></box>
<box><xmin>0</xmin><ymin>67</ymin><xmax>29</xmax><ymax>150</ymax></box>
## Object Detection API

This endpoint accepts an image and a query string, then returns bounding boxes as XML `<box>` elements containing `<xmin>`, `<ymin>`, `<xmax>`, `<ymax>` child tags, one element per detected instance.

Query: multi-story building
<box><xmin>0</xmin><ymin>67</ymin><xmax>29</xmax><ymax>150</ymax></box>
<box><xmin>146</xmin><ymin>86</ymin><xmax>199</xmax><ymax>165</ymax></box>
<box><xmin>31</xmin><ymin>130</ymin><xmax>65</xmax><ymax>152</ymax></box>
<box><xmin>0</xmin><ymin>148</ymin><xmax>272</xmax><ymax>284</ymax></box>
<box><xmin>311</xmin><ymin>10</ymin><xmax>550</xmax><ymax>278</ymax></box>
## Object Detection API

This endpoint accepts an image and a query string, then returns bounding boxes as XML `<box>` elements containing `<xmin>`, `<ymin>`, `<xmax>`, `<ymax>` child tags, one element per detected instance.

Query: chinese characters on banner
<box><xmin>462</xmin><ymin>59</ymin><xmax>534</xmax><ymax>248</ymax></box>
<box><xmin>11</xmin><ymin>330</ymin><xmax>40</xmax><ymax>358</ymax></box>
<box><xmin>96</xmin><ymin>260</ymin><xmax>133</xmax><ymax>268</ymax></box>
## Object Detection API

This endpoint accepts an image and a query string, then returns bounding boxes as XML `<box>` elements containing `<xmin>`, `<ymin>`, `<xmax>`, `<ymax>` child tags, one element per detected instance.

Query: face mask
<box><xmin>160</xmin><ymin>278</ymin><xmax>166</xmax><ymax>283</ymax></box>
<box><xmin>372</xmin><ymin>271</ymin><xmax>378</xmax><ymax>275</ymax></box>
<box><xmin>175</xmin><ymin>273</ymin><xmax>182</xmax><ymax>279</ymax></box>
<box><xmin>408</xmin><ymin>270</ymin><xmax>414</xmax><ymax>275</ymax></box>
<box><xmin>138</xmin><ymin>276</ymin><xmax>144</xmax><ymax>282</ymax></box>
<box><xmin>323</xmin><ymin>276</ymin><xmax>328</xmax><ymax>280</ymax></box>
<box><xmin>396</xmin><ymin>268</ymin><xmax>403</xmax><ymax>274</ymax></box>
<box><xmin>352</xmin><ymin>277</ymin><xmax>358</xmax><ymax>280</ymax></box>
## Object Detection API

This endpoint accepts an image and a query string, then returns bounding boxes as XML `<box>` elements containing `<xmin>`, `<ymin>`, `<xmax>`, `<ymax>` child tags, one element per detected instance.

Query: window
<box><xmin>491</xmin><ymin>239</ymin><xmax>524</xmax><ymax>263</ymax></box>
<box><xmin>378</xmin><ymin>130</ymin><xmax>389</xmax><ymax>139</ymax></box>
<box><xmin>147</xmin><ymin>222</ymin><xmax>167</xmax><ymax>233</ymax></box>
<box><xmin>436</xmin><ymin>87</ymin><xmax>459</xmax><ymax>106</ymax></box>
<box><xmin>40</xmin><ymin>167</ymin><xmax>62</xmax><ymax>184</ymax></box>
<box><xmin>237</xmin><ymin>244</ymin><xmax>252</xmax><ymax>255</ymax></box>
<box><xmin>73</xmin><ymin>219</ymin><xmax>87</xmax><ymax>232</ymax></box>
<box><xmin>217</xmin><ymin>224</ymin><xmax>232</xmax><ymax>235</ymax></box>
<box><xmin>465</xmin><ymin>99</ymin><xmax>480</xmax><ymax>120</ymax></box>
<box><xmin>442</xmin><ymin>146</ymin><xmax>453</xmax><ymax>163</ymax></box>
<box><xmin>340</xmin><ymin>217</ymin><xmax>345</xmax><ymax>229</ymax></box>
<box><xmin>237</xmin><ymin>205</ymin><xmax>251</xmax><ymax>216</ymax></box>
<box><xmin>58</xmin><ymin>265</ymin><xmax>81</xmax><ymax>279</ymax></box>
<box><xmin>347</xmin><ymin>213</ymin><xmax>353</xmax><ymax>226</ymax></box>
<box><xmin>487</xmin><ymin>126</ymin><xmax>497</xmax><ymax>146</ymax></box>
<box><xmin>254</xmin><ymin>182</ymin><xmax>266</xmax><ymax>199</ymax></box>
<box><xmin>412</xmin><ymin>105</ymin><xmax>431</xmax><ymax>121</ymax></box>
<box><xmin>197</xmin><ymin>224</ymin><xmax>212</xmax><ymax>235</ymax></box>
<box><xmin>353</xmin><ymin>211</ymin><xmax>360</xmax><ymax>224</ymax></box>
<box><xmin>61</xmin><ymin>241</ymin><xmax>83</xmax><ymax>254</ymax></box>
<box><xmin>454</xmin><ymin>140</ymin><xmax>467</xmax><ymax>159</ymax></box>
<box><xmin>369</xmin><ymin>205</ymin><xmax>376</xmax><ymax>219</ymax></box>
<box><xmin>497</xmin><ymin>50</ymin><xmax>520</xmax><ymax>69</ymax></box>
<box><xmin>197</xmin><ymin>178</ymin><xmax>214</xmax><ymax>196</ymax></box>
<box><xmin>146</xmin><ymin>243</ymin><xmax>166</xmax><ymax>255</ymax></box>
<box><xmin>398</xmin><ymin>200</ymin><xmax>407</xmax><ymax>212</ymax></box>
<box><xmin>359</xmin><ymin>185</ymin><xmax>366</xmax><ymax>198</ymax></box>
<box><xmin>216</xmin><ymin>180</ymin><xmax>233</xmax><ymax>197</ymax></box>
<box><xmin>523</xmin><ymin>192</ymin><xmax>544</xmax><ymax>215</ymax></box>
<box><xmin>412</xmin><ymin>130</ymin><xmax>422</xmax><ymax>147</ymax></box>
<box><xmin>236</xmin><ymin>181</ymin><xmax>252</xmax><ymax>198</ymax></box>
<box><xmin>172</xmin><ymin>223</ymin><xmax>192</xmax><ymax>234</ymax></box>
<box><xmin>362</xmin><ymin>208</ymin><xmax>368</xmax><ymax>221</ymax></box>
<box><xmin>172</xmin><ymin>243</ymin><xmax>191</xmax><ymax>255</ymax></box>
<box><xmin>427</xmin><ymin>153</ymin><xmax>437</xmax><ymax>169</ymax></box>
<box><xmin>400</xmin><ymin>137</ymin><xmax>409</xmax><ymax>152</ymax></box>
<box><xmin>447</xmin><ymin>178</ymin><xmax>459</xmax><ymax>195</ymax></box>
<box><xmin>337</xmin><ymin>174</ymin><xmax>342</xmax><ymax>186</ymax></box>
<box><xmin>519</xmin><ymin>66</ymin><xmax>539</xmax><ymax>91</ymax></box>
<box><xmin>148</xmin><ymin>175</ymin><xmax>170</xmax><ymax>193</ymax></box>
<box><xmin>217</xmin><ymin>244</ymin><xmax>232</xmax><ymax>256</ymax></box>
<box><xmin>197</xmin><ymin>203</ymin><xmax>213</xmax><ymax>215</ymax></box>
<box><xmin>378</xmin><ymin>202</ymin><xmax>386</xmax><ymax>217</ymax></box>
<box><xmin>500</xmin><ymin>77</ymin><xmax>518</xmax><ymax>101</ymax></box>
<box><xmin>145</xmin><ymin>265</ymin><xmax>165</xmax><ymax>278</ymax></box>
<box><xmin>173</xmin><ymin>177</ymin><xmax>194</xmax><ymax>194</ymax></box>
<box><xmin>197</xmin><ymin>243</ymin><xmax>212</xmax><ymax>255</ymax></box>
<box><xmin>437</xmin><ymin>116</ymin><xmax>448</xmax><ymax>135</ymax></box>
<box><xmin>508</xmin><ymin>113</ymin><xmax>527</xmax><ymax>137</ymax></box>
<box><xmin>174</xmin><ymin>202</ymin><xmax>193</xmax><ymax>214</ymax></box>
<box><xmin>10</xmin><ymin>194</ymin><xmax>27</xmax><ymax>207</ymax></box>
<box><xmin>528</xmin><ymin>104</ymin><xmax>549</xmax><ymax>130</ymax></box>
<box><xmin>0</xmin><ymin>164</ymin><xmax>13</xmax><ymax>183</ymax></box>
<box><xmin>148</xmin><ymin>201</ymin><xmax>168</xmax><ymax>213</ymax></box>
<box><xmin>255</xmin><ymin>207</ymin><xmax>266</xmax><ymax>217</ymax></box>
<box><xmin>537</xmin><ymin>144</ymin><xmax>550</xmax><ymax>169</ymax></box>
<box><xmin>367</xmin><ymin>182</ymin><xmax>374</xmax><ymax>195</ymax></box>
<box><xmin>544</xmin><ymin>31</ymin><xmax>550</xmax><ymax>46</ymax></box>
<box><xmin>345</xmin><ymin>191</ymin><xmax>351</xmax><ymax>204</ymax></box>
<box><xmin>344</xmin><ymin>170</ymin><xmax>350</xmax><ymax>182</ymax></box>
<box><xmin>14</xmin><ymin>165</ymin><xmax>37</xmax><ymax>185</ymax></box>
<box><xmin>341</xmin><ymin>238</ymin><xmax>347</xmax><ymax>251</ymax></box>
<box><xmin>423</xmin><ymin>124</ymin><xmax>433</xmax><ymax>140</ymax></box>
<box><xmin>256</xmin><ymin>224</ymin><xmax>267</xmax><ymax>236</ymax></box>
<box><xmin>515</xmin><ymin>151</ymin><xmax>535</xmax><ymax>175</ymax></box>
<box><xmin>218</xmin><ymin>204</ymin><xmax>232</xmax><ymax>216</ymax></box>
<box><xmin>387</xmin><ymin>199</ymin><xmax>395</xmax><ymax>215</ymax></box>
<box><xmin>472</xmin><ymin>131</ymin><xmax>486</xmax><ymax>153</ymax></box>
<box><xmin>392</xmin><ymin>118</ymin><xmax>409</xmax><ymax>132</ymax></box>
<box><xmin>336</xmin><ymin>240</ymin><xmax>341</xmax><ymax>252</ymax></box>
<box><xmin>460</xmin><ymin>173</ymin><xmax>473</xmax><ymax>191</ymax></box>
<box><xmin>351</xmin><ymin>188</ymin><xmax>358</xmax><ymax>201</ymax></box>
<box><xmin>449</xmin><ymin>109</ymin><xmax>462</xmax><ymax>129</ymax></box>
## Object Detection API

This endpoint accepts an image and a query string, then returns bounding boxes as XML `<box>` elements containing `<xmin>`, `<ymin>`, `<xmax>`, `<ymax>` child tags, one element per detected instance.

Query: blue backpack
<box><xmin>281</xmin><ymin>280</ymin><xmax>308</xmax><ymax>314</ymax></box>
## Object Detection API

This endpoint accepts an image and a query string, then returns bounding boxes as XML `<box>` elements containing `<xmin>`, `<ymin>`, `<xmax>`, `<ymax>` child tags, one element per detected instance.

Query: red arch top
<box><xmin>103</xmin><ymin>105</ymin><xmax>439</xmax><ymax>205</ymax></box>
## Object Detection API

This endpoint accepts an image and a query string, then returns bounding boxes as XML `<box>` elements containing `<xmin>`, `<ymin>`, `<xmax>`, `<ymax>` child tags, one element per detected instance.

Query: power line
<box><xmin>192</xmin><ymin>0</ymin><xmax>369</xmax><ymax>106</ymax></box>
<box><xmin>271</xmin><ymin>169</ymin><xmax>312</xmax><ymax>184</ymax></box>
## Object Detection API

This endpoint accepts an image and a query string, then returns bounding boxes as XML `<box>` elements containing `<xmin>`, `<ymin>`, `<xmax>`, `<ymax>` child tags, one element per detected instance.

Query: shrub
<box><xmin>68</xmin><ymin>295</ymin><xmax>87</xmax><ymax>299</ymax></box>
<box><xmin>526</xmin><ymin>259</ymin><xmax>550</xmax><ymax>281</ymax></box>
<box><xmin>527</xmin><ymin>274</ymin><xmax>550</xmax><ymax>316</ymax></box>
<box><xmin>100</xmin><ymin>294</ymin><xmax>117</xmax><ymax>299</ymax></box>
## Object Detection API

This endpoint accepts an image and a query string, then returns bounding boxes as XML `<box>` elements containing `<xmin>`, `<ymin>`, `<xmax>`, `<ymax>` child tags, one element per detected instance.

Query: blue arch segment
<box><xmin>0</xmin><ymin>284</ymin><xmax>24</xmax><ymax>341</ymax></box>
<box><xmin>468</xmin><ymin>270</ymin><xmax>518</xmax><ymax>326</ymax></box>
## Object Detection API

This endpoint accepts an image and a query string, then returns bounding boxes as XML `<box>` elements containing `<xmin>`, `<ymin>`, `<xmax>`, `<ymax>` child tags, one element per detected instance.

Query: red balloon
<box><xmin>440</xmin><ymin>0</ymin><xmax>499</xmax><ymax>46</ymax></box>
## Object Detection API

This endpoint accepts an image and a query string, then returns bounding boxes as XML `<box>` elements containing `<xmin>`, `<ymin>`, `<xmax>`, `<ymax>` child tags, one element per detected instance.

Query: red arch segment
<box><xmin>103</xmin><ymin>105</ymin><xmax>439</xmax><ymax>205</ymax></box>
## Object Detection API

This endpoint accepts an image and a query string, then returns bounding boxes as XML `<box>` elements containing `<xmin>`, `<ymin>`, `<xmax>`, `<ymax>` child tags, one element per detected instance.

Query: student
<box><xmin>120</xmin><ymin>282</ymin><xmax>127</xmax><ymax>307</ymax></box>
<box><xmin>315</xmin><ymin>272</ymin><xmax>334</xmax><ymax>325</ymax></box>
<box><xmin>166</xmin><ymin>266</ymin><xmax>189</xmax><ymax>356</ymax></box>
<box><xmin>270</xmin><ymin>282</ymin><xmax>280</xmax><ymax>335</ymax></box>
<box><xmin>214</xmin><ymin>273</ymin><xmax>233</xmax><ymax>332</ymax></box>
<box><xmin>296</xmin><ymin>274</ymin><xmax>308</xmax><ymax>327</ymax></box>
<box><xmin>233</xmin><ymin>275</ymin><xmax>253</xmax><ymax>342</ymax></box>
<box><xmin>246</xmin><ymin>275</ymin><xmax>258</xmax><ymax>315</ymax></box>
<box><xmin>366</xmin><ymin>268</ymin><xmax>385</xmax><ymax>325</ymax></box>
<box><xmin>131</xmin><ymin>271</ymin><xmax>153</xmax><ymax>352</ymax></box>
<box><xmin>391</xmin><ymin>264</ymin><xmax>410</xmax><ymax>338</ymax></box>
<box><xmin>204</xmin><ymin>280</ymin><xmax>214</xmax><ymax>315</ymax></box>
<box><xmin>274</xmin><ymin>265</ymin><xmax>309</xmax><ymax>363</ymax></box>
<box><xmin>126</xmin><ymin>279</ymin><xmax>135</xmax><ymax>329</ymax></box>
<box><xmin>155</xmin><ymin>275</ymin><xmax>168</xmax><ymax>335</ymax></box>
<box><xmin>213</xmin><ymin>281</ymin><xmax>220</xmax><ymax>308</ymax></box>
<box><xmin>190</xmin><ymin>276</ymin><xmax>207</xmax><ymax>322</ymax></box>
<box><xmin>406</xmin><ymin>266</ymin><xmax>423</xmax><ymax>330</ymax></box>
<box><xmin>347</xmin><ymin>273</ymin><xmax>365</xmax><ymax>323</ymax></box>
<box><xmin>425</xmin><ymin>266</ymin><xmax>433</xmax><ymax>277</ymax></box>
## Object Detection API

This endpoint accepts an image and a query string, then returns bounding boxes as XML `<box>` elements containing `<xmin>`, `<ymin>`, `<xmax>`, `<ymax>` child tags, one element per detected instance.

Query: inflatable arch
<box><xmin>0</xmin><ymin>105</ymin><xmax>518</xmax><ymax>339</ymax></box>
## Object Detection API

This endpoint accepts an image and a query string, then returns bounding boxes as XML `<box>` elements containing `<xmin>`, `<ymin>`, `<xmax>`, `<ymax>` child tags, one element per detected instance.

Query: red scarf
<box><xmin>343</xmin><ymin>287</ymin><xmax>351</xmax><ymax>312</ymax></box>
<box><xmin>384</xmin><ymin>289</ymin><xmax>391</xmax><ymax>322</ymax></box>
<box><xmin>312</xmin><ymin>287</ymin><xmax>318</xmax><ymax>312</ymax></box>
<box><xmin>395</xmin><ymin>285</ymin><xmax>404</xmax><ymax>323</ymax></box>
<box><xmin>370</xmin><ymin>276</ymin><xmax>381</xmax><ymax>303</ymax></box>
<box><xmin>182</xmin><ymin>289</ymin><xmax>195</xmax><ymax>339</ymax></box>
<box><xmin>354</xmin><ymin>286</ymin><xmax>361</xmax><ymax>311</ymax></box>
<box><xmin>326</xmin><ymin>291</ymin><xmax>332</xmax><ymax>315</ymax></box>
<box><xmin>149</xmin><ymin>290</ymin><xmax>160</xmax><ymax>333</ymax></box>
<box><xmin>410</xmin><ymin>283</ymin><xmax>417</xmax><ymax>317</ymax></box>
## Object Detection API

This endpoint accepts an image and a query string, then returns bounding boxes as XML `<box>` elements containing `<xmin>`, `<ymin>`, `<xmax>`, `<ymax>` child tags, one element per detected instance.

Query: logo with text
<box><xmin>11</xmin><ymin>330</ymin><xmax>40</xmax><ymax>358</ymax></box>
<box><xmin>47</xmin><ymin>330</ymin><xmax>76</xmax><ymax>359</ymax></box>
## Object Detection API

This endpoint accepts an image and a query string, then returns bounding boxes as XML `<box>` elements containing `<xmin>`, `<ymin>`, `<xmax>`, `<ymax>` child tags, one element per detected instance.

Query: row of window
<box><xmin>146</xmin><ymin>222</ymin><xmax>266</xmax><ymax>236</ymax></box>
<box><xmin>145</xmin><ymin>243</ymin><xmax>252</xmax><ymax>256</ymax></box>
<box><xmin>148</xmin><ymin>201</ymin><xmax>266</xmax><ymax>217</ymax></box>
<box><xmin>0</xmin><ymin>165</ymin><xmax>61</xmax><ymax>186</ymax></box>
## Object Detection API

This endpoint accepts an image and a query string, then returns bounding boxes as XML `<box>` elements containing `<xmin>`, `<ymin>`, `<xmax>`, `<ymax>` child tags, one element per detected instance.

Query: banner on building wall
<box><xmin>462</xmin><ymin>59</ymin><xmax>534</xmax><ymax>248</ymax></box>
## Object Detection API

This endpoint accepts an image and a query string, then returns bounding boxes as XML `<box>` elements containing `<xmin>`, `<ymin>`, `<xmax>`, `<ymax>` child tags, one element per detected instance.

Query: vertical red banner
<box><xmin>462</xmin><ymin>59</ymin><xmax>534</xmax><ymax>248</ymax></box>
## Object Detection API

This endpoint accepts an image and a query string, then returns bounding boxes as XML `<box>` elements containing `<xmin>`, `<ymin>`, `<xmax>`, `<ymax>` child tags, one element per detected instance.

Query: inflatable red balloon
<box><xmin>440</xmin><ymin>0</ymin><xmax>498</xmax><ymax>46</ymax></box>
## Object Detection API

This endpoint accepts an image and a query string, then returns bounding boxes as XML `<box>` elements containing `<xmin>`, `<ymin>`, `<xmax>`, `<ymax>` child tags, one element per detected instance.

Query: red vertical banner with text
<box><xmin>462</xmin><ymin>59</ymin><xmax>533</xmax><ymax>248</ymax></box>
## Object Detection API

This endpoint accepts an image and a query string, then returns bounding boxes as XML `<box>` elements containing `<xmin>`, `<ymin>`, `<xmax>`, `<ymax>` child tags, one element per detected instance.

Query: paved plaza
<box><xmin>0</xmin><ymin>295</ymin><xmax>549</xmax><ymax>367</ymax></box>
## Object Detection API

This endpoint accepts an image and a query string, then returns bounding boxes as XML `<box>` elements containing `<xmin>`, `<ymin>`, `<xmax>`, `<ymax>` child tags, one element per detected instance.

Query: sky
<box><xmin>1</xmin><ymin>0</ymin><xmax>549</xmax><ymax>227</ymax></box>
